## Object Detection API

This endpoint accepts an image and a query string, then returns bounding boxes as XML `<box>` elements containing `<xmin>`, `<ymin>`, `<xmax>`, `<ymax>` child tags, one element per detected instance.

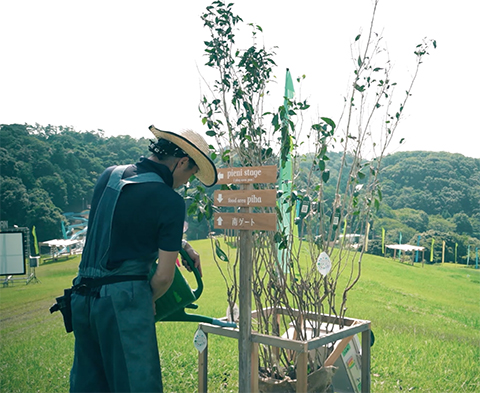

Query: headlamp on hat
<box><xmin>149</xmin><ymin>139</ymin><xmax>197</xmax><ymax>167</ymax></box>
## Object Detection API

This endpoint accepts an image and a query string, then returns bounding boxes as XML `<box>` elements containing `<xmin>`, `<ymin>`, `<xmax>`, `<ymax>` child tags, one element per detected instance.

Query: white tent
<box><xmin>386</xmin><ymin>244</ymin><xmax>425</xmax><ymax>252</ymax></box>
<box><xmin>41</xmin><ymin>239</ymin><xmax>79</xmax><ymax>248</ymax></box>
<box><xmin>386</xmin><ymin>244</ymin><xmax>426</xmax><ymax>265</ymax></box>
<box><xmin>39</xmin><ymin>239</ymin><xmax>80</xmax><ymax>259</ymax></box>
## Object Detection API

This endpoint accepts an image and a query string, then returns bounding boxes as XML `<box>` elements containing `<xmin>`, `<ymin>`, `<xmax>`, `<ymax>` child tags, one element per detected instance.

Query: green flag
<box><xmin>277</xmin><ymin>69</ymin><xmax>294</xmax><ymax>273</ymax></box>
<box><xmin>32</xmin><ymin>226</ymin><xmax>39</xmax><ymax>256</ymax></box>
<box><xmin>284</xmin><ymin>69</ymin><xmax>294</xmax><ymax>101</ymax></box>
<box><xmin>364</xmin><ymin>222</ymin><xmax>370</xmax><ymax>252</ymax></box>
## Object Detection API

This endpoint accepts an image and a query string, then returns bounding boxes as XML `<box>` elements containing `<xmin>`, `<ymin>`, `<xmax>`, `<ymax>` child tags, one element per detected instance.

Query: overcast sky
<box><xmin>1</xmin><ymin>0</ymin><xmax>478</xmax><ymax>159</ymax></box>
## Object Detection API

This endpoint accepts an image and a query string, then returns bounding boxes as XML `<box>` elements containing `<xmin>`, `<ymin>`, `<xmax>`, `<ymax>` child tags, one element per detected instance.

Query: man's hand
<box><xmin>181</xmin><ymin>241</ymin><xmax>202</xmax><ymax>277</ymax></box>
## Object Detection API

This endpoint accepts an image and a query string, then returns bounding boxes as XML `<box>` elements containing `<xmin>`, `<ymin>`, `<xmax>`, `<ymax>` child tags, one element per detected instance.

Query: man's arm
<box><xmin>181</xmin><ymin>240</ymin><xmax>202</xmax><ymax>277</ymax></box>
<box><xmin>150</xmin><ymin>249</ymin><xmax>178</xmax><ymax>303</ymax></box>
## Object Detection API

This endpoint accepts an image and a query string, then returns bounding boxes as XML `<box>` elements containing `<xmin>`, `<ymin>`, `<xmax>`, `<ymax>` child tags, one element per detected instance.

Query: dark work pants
<box><xmin>70</xmin><ymin>280</ymin><xmax>163</xmax><ymax>392</ymax></box>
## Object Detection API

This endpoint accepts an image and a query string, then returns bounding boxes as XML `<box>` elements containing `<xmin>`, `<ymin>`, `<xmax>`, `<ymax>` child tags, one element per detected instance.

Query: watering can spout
<box><xmin>151</xmin><ymin>248</ymin><xmax>236</xmax><ymax>328</ymax></box>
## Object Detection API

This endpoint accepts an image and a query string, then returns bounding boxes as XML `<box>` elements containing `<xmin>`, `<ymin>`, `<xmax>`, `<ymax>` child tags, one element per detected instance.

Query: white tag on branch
<box><xmin>193</xmin><ymin>328</ymin><xmax>207</xmax><ymax>353</ymax></box>
<box><xmin>316</xmin><ymin>252</ymin><xmax>332</xmax><ymax>276</ymax></box>
<box><xmin>226</xmin><ymin>303</ymin><xmax>239</xmax><ymax>322</ymax></box>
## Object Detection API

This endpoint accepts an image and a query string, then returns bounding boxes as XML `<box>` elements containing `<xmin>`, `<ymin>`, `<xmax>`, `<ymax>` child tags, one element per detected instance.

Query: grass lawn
<box><xmin>0</xmin><ymin>240</ymin><xmax>479</xmax><ymax>392</ymax></box>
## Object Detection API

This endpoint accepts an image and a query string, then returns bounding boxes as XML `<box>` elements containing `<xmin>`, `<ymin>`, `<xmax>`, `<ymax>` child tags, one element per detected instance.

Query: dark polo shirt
<box><xmin>87</xmin><ymin>157</ymin><xmax>185</xmax><ymax>269</ymax></box>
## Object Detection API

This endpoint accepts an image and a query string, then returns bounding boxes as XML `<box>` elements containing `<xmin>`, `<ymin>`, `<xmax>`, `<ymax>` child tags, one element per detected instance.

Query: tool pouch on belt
<box><xmin>49</xmin><ymin>275</ymin><xmax>147</xmax><ymax>333</ymax></box>
<box><xmin>49</xmin><ymin>288</ymin><xmax>73</xmax><ymax>333</ymax></box>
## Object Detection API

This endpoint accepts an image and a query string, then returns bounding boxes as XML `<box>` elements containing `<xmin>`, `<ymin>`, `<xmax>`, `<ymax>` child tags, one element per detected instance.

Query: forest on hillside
<box><xmin>1</xmin><ymin>123</ymin><xmax>479</xmax><ymax>263</ymax></box>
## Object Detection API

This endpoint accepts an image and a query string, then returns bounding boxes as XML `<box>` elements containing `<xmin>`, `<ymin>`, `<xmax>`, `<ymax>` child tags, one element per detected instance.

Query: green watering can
<box><xmin>150</xmin><ymin>249</ymin><xmax>236</xmax><ymax>328</ymax></box>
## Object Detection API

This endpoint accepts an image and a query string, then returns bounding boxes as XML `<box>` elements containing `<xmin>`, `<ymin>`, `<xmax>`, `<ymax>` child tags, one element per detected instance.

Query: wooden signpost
<box><xmin>214</xmin><ymin>212</ymin><xmax>277</xmax><ymax>231</ymax></box>
<box><xmin>216</xmin><ymin>165</ymin><xmax>277</xmax><ymax>185</ymax></box>
<box><xmin>213</xmin><ymin>189</ymin><xmax>277</xmax><ymax>208</ymax></box>
<box><xmin>213</xmin><ymin>165</ymin><xmax>277</xmax><ymax>393</ymax></box>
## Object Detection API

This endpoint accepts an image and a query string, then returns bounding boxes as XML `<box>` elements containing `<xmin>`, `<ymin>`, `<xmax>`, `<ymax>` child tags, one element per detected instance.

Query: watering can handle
<box><xmin>179</xmin><ymin>248</ymin><xmax>203</xmax><ymax>300</ymax></box>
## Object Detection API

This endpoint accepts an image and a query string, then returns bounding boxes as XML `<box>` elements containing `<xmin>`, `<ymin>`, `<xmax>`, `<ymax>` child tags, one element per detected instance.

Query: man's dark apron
<box><xmin>70</xmin><ymin>165</ymin><xmax>164</xmax><ymax>393</ymax></box>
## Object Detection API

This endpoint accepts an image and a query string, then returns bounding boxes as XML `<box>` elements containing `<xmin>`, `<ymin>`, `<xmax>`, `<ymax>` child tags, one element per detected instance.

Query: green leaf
<box><xmin>272</xmin><ymin>114</ymin><xmax>279</xmax><ymax>128</ymax></box>
<box><xmin>318</xmin><ymin>160</ymin><xmax>325</xmax><ymax>171</ymax></box>
<box><xmin>320</xmin><ymin>117</ymin><xmax>336</xmax><ymax>129</ymax></box>
<box><xmin>187</xmin><ymin>202</ymin><xmax>197</xmax><ymax>216</ymax></box>
<box><xmin>273</xmin><ymin>232</ymin><xmax>283</xmax><ymax>243</ymax></box>
<box><xmin>322</xmin><ymin>170</ymin><xmax>330</xmax><ymax>183</ymax></box>
<box><xmin>205</xmin><ymin>202</ymin><xmax>213</xmax><ymax>220</ymax></box>
<box><xmin>354</xmin><ymin>84</ymin><xmax>365</xmax><ymax>92</ymax></box>
<box><xmin>215</xmin><ymin>239</ymin><xmax>229</xmax><ymax>262</ymax></box>
<box><xmin>355</xmin><ymin>34</ymin><xmax>361</xmax><ymax>42</ymax></box>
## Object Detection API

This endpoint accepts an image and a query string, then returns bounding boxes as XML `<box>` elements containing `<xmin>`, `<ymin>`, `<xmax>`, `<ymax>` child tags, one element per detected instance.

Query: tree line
<box><xmin>1</xmin><ymin>123</ymin><xmax>479</xmax><ymax>263</ymax></box>
<box><xmin>1</xmin><ymin>123</ymin><xmax>150</xmax><ymax>240</ymax></box>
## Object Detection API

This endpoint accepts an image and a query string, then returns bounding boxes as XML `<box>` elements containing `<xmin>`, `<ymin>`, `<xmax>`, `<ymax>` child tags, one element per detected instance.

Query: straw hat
<box><xmin>149</xmin><ymin>125</ymin><xmax>217</xmax><ymax>187</ymax></box>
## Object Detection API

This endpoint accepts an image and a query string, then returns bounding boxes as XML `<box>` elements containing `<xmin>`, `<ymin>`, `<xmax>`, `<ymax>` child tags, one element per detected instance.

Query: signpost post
<box><xmin>214</xmin><ymin>165</ymin><xmax>277</xmax><ymax>392</ymax></box>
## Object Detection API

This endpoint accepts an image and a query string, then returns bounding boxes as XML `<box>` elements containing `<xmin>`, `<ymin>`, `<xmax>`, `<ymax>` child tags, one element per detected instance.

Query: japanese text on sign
<box><xmin>214</xmin><ymin>213</ymin><xmax>276</xmax><ymax>231</ymax></box>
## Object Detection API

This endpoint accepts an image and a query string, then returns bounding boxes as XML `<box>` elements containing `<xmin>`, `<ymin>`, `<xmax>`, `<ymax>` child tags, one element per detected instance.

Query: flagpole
<box><xmin>381</xmin><ymin>227</ymin><xmax>385</xmax><ymax>256</ymax></box>
<box><xmin>430</xmin><ymin>238</ymin><xmax>435</xmax><ymax>263</ymax></box>
<box><xmin>416</xmin><ymin>235</ymin><xmax>421</xmax><ymax>262</ymax></box>
<box><xmin>277</xmin><ymin>68</ymin><xmax>294</xmax><ymax>273</ymax></box>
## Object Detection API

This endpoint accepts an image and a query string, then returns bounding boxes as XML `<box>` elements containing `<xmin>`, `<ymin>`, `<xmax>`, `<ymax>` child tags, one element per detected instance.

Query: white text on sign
<box><xmin>216</xmin><ymin>165</ymin><xmax>277</xmax><ymax>184</ymax></box>
<box><xmin>214</xmin><ymin>190</ymin><xmax>276</xmax><ymax>207</ymax></box>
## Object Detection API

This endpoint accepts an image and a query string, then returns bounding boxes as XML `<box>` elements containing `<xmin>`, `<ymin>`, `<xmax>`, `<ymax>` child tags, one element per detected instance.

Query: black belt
<box><xmin>73</xmin><ymin>275</ymin><xmax>148</xmax><ymax>296</ymax></box>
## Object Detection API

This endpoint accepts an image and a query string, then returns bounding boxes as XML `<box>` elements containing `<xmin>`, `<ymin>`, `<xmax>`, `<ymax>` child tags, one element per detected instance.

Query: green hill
<box><xmin>1</xmin><ymin>124</ymin><xmax>479</xmax><ymax>260</ymax></box>
<box><xmin>380</xmin><ymin>151</ymin><xmax>480</xmax><ymax>217</ymax></box>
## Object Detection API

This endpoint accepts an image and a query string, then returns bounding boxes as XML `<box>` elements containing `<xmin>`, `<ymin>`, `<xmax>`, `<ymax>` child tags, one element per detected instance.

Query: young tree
<box><xmin>197</xmin><ymin>0</ymin><xmax>435</xmax><ymax>386</ymax></box>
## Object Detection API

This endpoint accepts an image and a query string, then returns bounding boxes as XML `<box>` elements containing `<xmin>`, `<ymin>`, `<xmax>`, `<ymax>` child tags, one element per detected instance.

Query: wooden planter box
<box><xmin>197</xmin><ymin>307</ymin><xmax>371</xmax><ymax>392</ymax></box>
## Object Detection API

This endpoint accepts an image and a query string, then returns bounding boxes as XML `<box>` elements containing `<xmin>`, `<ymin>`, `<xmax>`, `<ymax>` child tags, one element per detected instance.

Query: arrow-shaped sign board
<box><xmin>214</xmin><ymin>189</ymin><xmax>277</xmax><ymax>207</ymax></box>
<box><xmin>214</xmin><ymin>213</ymin><xmax>276</xmax><ymax>231</ymax></box>
<box><xmin>216</xmin><ymin>165</ymin><xmax>277</xmax><ymax>185</ymax></box>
